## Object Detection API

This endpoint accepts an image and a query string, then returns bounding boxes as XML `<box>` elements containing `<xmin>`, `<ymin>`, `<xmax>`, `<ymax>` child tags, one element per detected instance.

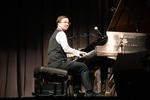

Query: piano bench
<box><xmin>33</xmin><ymin>66</ymin><xmax>74</xmax><ymax>97</ymax></box>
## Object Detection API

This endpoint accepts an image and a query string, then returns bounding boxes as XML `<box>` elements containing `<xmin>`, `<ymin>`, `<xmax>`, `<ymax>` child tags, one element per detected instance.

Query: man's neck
<box><xmin>57</xmin><ymin>26</ymin><xmax>63</xmax><ymax>31</ymax></box>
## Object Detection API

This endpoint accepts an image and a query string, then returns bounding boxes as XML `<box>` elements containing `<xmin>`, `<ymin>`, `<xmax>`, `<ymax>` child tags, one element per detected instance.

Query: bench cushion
<box><xmin>34</xmin><ymin>66</ymin><xmax>68</xmax><ymax>81</ymax></box>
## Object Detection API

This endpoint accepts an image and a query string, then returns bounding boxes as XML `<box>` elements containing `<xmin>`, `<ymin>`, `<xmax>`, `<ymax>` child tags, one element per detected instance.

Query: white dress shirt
<box><xmin>56</xmin><ymin>31</ymin><xmax>81</xmax><ymax>57</ymax></box>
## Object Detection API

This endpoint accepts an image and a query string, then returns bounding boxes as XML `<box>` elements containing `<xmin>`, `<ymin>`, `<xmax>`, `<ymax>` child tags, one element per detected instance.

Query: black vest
<box><xmin>48</xmin><ymin>29</ymin><xmax>67</xmax><ymax>67</ymax></box>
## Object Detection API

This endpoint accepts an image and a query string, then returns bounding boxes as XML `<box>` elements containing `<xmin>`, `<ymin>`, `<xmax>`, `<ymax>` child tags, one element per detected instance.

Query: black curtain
<box><xmin>0</xmin><ymin>0</ymin><xmax>114</xmax><ymax>98</ymax></box>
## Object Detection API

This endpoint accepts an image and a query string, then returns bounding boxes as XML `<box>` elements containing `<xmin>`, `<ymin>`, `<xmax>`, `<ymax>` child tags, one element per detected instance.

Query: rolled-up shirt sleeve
<box><xmin>56</xmin><ymin>31</ymin><xmax>81</xmax><ymax>56</ymax></box>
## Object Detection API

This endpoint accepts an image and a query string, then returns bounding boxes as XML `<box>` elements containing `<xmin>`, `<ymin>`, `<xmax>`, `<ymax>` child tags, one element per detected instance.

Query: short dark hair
<box><xmin>56</xmin><ymin>15</ymin><xmax>68</xmax><ymax>24</ymax></box>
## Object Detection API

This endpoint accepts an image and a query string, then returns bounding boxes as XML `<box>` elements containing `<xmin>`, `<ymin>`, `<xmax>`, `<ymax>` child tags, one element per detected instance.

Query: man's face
<box><xmin>58</xmin><ymin>18</ymin><xmax>71</xmax><ymax>31</ymax></box>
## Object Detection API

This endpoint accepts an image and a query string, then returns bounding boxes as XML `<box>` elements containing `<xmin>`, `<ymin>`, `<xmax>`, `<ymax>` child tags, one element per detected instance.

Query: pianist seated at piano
<box><xmin>47</xmin><ymin>15</ymin><xmax>101</xmax><ymax>97</ymax></box>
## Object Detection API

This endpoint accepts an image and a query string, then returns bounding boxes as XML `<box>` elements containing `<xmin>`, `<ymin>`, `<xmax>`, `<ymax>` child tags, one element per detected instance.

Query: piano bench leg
<box><xmin>66</xmin><ymin>75</ymin><xmax>74</xmax><ymax>97</ymax></box>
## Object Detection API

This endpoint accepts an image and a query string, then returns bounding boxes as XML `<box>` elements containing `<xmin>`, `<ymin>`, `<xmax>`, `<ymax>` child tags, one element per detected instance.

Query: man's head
<box><xmin>56</xmin><ymin>15</ymin><xmax>71</xmax><ymax>31</ymax></box>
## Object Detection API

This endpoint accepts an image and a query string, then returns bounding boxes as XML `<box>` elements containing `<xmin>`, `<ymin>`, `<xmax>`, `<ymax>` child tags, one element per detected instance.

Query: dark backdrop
<box><xmin>0</xmin><ymin>0</ymin><xmax>114</xmax><ymax>98</ymax></box>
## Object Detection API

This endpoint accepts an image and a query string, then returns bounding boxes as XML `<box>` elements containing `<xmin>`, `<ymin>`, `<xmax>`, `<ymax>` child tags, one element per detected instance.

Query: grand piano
<box><xmin>106</xmin><ymin>0</ymin><xmax>150</xmax><ymax>97</ymax></box>
<box><xmin>77</xmin><ymin>0</ymin><xmax>150</xmax><ymax>97</ymax></box>
<box><xmin>78</xmin><ymin>0</ymin><xmax>150</xmax><ymax>67</ymax></box>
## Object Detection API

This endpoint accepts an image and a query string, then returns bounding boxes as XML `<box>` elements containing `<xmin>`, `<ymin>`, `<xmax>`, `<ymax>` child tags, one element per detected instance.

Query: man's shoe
<box><xmin>74</xmin><ymin>90</ymin><xmax>85</xmax><ymax>97</ymax></box>
<box><xmin>86</xmin><ymin>91</ymin><xmax>101</xmax><ymax>97</ymax></box>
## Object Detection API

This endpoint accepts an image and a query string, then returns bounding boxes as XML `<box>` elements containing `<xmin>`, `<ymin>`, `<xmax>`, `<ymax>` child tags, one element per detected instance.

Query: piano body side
<box><xmin>106</xmin><ymin>0</ymin><xmax>150</xmax><ymax>71</ymax></box>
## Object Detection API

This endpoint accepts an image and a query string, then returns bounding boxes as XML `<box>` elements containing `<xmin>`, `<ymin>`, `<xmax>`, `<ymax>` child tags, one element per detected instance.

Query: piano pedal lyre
<box><xmin>104</xmin><ymin>72</ymin><xmax>116</xmax><ymax>96</ymax></box>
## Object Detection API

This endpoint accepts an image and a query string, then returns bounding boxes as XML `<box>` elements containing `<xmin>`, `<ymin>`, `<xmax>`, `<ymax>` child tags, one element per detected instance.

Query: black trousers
<box><xmin>59</xmin><ymin>60</ymin><xmax>93</xmax><ymax>92</ymax></box>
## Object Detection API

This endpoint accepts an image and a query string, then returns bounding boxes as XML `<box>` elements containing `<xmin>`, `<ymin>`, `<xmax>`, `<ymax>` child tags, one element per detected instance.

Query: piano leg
<box><xmin>114</xmin><ymin>52</ymin><xmax>150</xmax><ymax>97</ymax></box>
<box><xmin>114</xmin><ymin>69</ymin><xmax>150</xmax><ymax>97</ymax></box>
<box><xmin>93</xmin><ymin>68</ymin><xmax>101</xmax><ymax>93</ymax></box>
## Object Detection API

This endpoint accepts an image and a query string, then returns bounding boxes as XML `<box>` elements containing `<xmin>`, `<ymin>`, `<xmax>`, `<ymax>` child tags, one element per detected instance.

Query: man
<box><xmin>47</xmin><ymin>15</ymin><xmax>100</xmax><ymax>97</ymax></box>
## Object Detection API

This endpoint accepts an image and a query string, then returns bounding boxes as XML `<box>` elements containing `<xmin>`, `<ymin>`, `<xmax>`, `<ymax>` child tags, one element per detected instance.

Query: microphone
<box><xmin>94</xmin><ymin>26</ymin><xmax>102</xmax><ymax>37</ymax></box>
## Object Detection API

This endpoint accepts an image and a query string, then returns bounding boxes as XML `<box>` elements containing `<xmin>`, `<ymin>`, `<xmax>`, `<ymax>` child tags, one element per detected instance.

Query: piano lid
<box><xmin>107</xmin><ymin>0</ymin><xmax>150</xmax><ymax>33</ymax></box>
